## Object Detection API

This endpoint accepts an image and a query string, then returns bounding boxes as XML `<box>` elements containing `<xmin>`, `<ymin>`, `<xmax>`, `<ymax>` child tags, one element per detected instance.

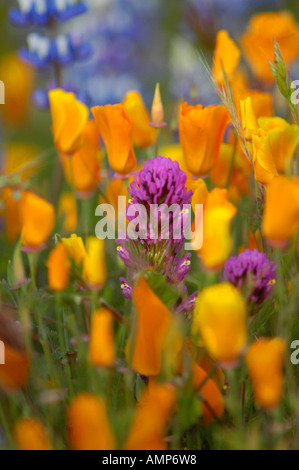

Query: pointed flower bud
<box><xmin>150</xmin><ymin>83</ymin><xmax>166</xmax><ymax>128</ymax></box>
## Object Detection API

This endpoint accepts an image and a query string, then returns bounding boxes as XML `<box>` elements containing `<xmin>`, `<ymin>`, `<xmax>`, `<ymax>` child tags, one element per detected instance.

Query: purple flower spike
<box><xmin>223</xmin><ymin>249</ymin><xmax>277</xmax><ymax>304</ymax></box>
<box><xmin>117</xmin><ymin>156</ymin><xmax>193</xmax><ymax>299</ymax></box>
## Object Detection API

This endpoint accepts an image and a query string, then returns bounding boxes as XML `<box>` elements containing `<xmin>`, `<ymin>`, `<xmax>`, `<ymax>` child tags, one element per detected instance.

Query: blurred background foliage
<box><xmin>0</xmin><ymin>0</ymin><xmax>298</xmax><ymax>144</ymax></box>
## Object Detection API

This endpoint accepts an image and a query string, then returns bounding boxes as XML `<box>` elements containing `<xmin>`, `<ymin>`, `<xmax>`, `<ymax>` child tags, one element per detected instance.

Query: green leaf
<box><xmin>146</xmin><ymin>270</ymin><xmax>179</xmax><ymax>309</ymax></box>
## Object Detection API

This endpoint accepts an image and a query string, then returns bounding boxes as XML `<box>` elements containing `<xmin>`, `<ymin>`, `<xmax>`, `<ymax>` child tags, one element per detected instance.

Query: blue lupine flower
<box><xmin>20</xmin><ymin>33</ymin><xmax>92</xmax><ymax>68</ymax></box>
<box><xmin>9</xmin><ymin>0</ymin><xmax>88</xmax><ymax>26</ymax></box>
<box><xmin>9</xmin><ymin>0</ymin><xmax>91</xmax><ymax>110</ymax></box>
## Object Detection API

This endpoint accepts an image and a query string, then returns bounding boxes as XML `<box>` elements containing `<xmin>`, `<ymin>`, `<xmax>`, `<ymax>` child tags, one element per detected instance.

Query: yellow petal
<box><xmin>49</xmin><ymin>89</ymin><xmax>89</xmax><ymax>154</ymax></box>
<box><xmin>193</xmin><ymin>283</ymin><xmax>247</xmax><ymax>364</ymax></box>
<box><xmin>123</xmin><ymin>91</ymin><xmax>155</xmax><ymax>148</ymax></box>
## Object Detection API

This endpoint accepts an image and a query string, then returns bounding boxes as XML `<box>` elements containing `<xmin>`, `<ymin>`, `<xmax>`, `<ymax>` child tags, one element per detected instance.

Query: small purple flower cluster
<box><xmin>128</xmin><ymin>156</ymin><xmax>191</xmax><ymax>207</ymax></box>
<box><xmin>127</xmin><ymin>156</ymin><xmax>192</xmax><ymax>248</ymax></box>
<box><xmin>223</xmin><ymin>249</ymin><xmax>277</xmax><ymax>303</ymax></box>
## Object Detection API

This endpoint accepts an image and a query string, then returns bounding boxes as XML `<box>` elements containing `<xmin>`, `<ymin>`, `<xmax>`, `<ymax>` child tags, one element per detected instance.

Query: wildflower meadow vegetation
<box><xmin>1</xmin><ymin>0</ymin><xmax>299</xmax><ymax>451</ymax></box>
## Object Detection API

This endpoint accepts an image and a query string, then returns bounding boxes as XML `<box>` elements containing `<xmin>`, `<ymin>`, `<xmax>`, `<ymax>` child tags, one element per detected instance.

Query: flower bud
<box><xmin>151</xmin><ymin>83</ymin><xmax>165</xmax><ymax>128</ymax></box>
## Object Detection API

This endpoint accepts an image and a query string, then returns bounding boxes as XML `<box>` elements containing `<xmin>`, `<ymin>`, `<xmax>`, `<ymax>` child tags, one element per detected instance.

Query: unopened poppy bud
<box><xmin>12</xmin><ymin>242</ymin><xmax>26</xmax><ymax>287</ymax></box>
<box><xmin>151</xmin><ymin>83</ymin><xmax>166</xmax><ymax>128</ymax></box>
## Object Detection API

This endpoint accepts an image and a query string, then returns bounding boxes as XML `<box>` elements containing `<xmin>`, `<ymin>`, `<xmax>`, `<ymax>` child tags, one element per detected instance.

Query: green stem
<box><xmin>154</xmin><ymin>129</ymin><xmax>161</xmax><ymax>158</ymax></box>
<box><xmin>225</xmin><ymin>132</ymin><xmax>237</xmax><ymax>188</ymax></box>
<box><xmin>28</xmin><ymin>252</ymin><xmax>38</xmax><ymax>291</ymax></box>
<box><xmin>0</xmin><ymin>401</ymin><xmax>14</xmax><ymax>449</ymax></box>
<box><xmin>195</xmin><ymin>365</ymin><xmax>217</xmax><ymax>395</ymax></box>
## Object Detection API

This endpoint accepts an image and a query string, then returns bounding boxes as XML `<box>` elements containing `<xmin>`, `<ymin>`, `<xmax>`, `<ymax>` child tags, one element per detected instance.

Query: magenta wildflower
<box><xmin>128</xmin><ymin>155</ymin><xmax>192</xmax><ymax>206</ymax></box>
<box><xmin>223</xmin><ymin>249</ymin><xmax>277</xmax><ymax>303</ymax></box>
<box><xmin>120</xmin><ymin>278</ymin><xmax>133</xmax><ymax>300</ymax></box>
<box><xmin>117</xmin><ymin>156</ymin><xmax>193</xmax><ymax>295</ymax></box>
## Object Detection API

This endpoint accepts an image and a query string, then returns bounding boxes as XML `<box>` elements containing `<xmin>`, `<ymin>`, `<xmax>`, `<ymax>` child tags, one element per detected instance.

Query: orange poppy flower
<box><xmin>212</xmin><ymin>30</ymin><xmax>241</xmax><ymax>85</ymax></box>
<box><xmin>262</xmin><ymin>176</ymin><xmax>299</xmax><ymax>246</ymax></box>
<box><xmin>20</xmin><ymin>191</ymin><xmax>55</xmax><ymax>251</ymax></box>
<box><xmin>179</xmin><ymin>103</ymin><xmax>230</xmax><ymax>177</ymax></box>
<box><xmin>124</xmin><ymin>383</ymin><xmax>176</xmax><ymax>450</ymax></box>
<box><xmin>47</xmin><ymin>242</ymin><xmax>70</xmax><ymax>292</ymax></box>
<box><xmin>14</xmin><ymin>418</ymin><xmax>52</xmax><ymax>450</ymax></box>
<box><xmin>92</xmin><ymin>104</ymin><xmax>136</xmax><ymax>175</ymax></box>
<box><xmin>126</xmin><ymin>277</ymin><xmax>172</xmax><ymax>376</ymax></box>
<box><xmin>67</xmin><ymin>393</ymin><xmax>116</xmax><ymax>450</ymax></box>
<box><xmin>240</xmin><ymin>11</ymin><xmax>299</xmax><ymax>83</ymax></box>
<box><xmin>89</xmin><ymin>309</ymin><xmax>116</xmax><ymax>368</ymax></box>
<box><xmin>246</xmin><ymin>338</ymin><xmax>286</xmax><ymax>409</ymax></box>
<box><xmin>49</xmin><ymin>89</ymin><xmax>89</xmax><ymax>154</ymax></box>
<box><xmin>122</xmin><ymin>91</ymin><xmax>155</xmax><ymax>148</ymax></box>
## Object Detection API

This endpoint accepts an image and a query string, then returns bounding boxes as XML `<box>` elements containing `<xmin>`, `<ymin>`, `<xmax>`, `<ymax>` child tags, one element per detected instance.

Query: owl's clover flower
<box><xmin>223</xmin><ymin>249</ymin><xmax>277</xmax><ymax>304</ymax></box>
<box><xmin>117</xmin><ymin>156</ymin><xmax>193</xmax><ymax>295</ymax></box>
<box><xmin>128</xmin><ymin>156</ymin><xmax>192</xmax><ymax>247</ymax></box>
<box><xmin>9</xmin><ymin>0</ymin><xmax>87</xmax><ymax>27</ymax></box>
<box><xmin>128</xmin><ymin>155</ymin><xmax>191</xmax><ymax>207</ymax></box>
